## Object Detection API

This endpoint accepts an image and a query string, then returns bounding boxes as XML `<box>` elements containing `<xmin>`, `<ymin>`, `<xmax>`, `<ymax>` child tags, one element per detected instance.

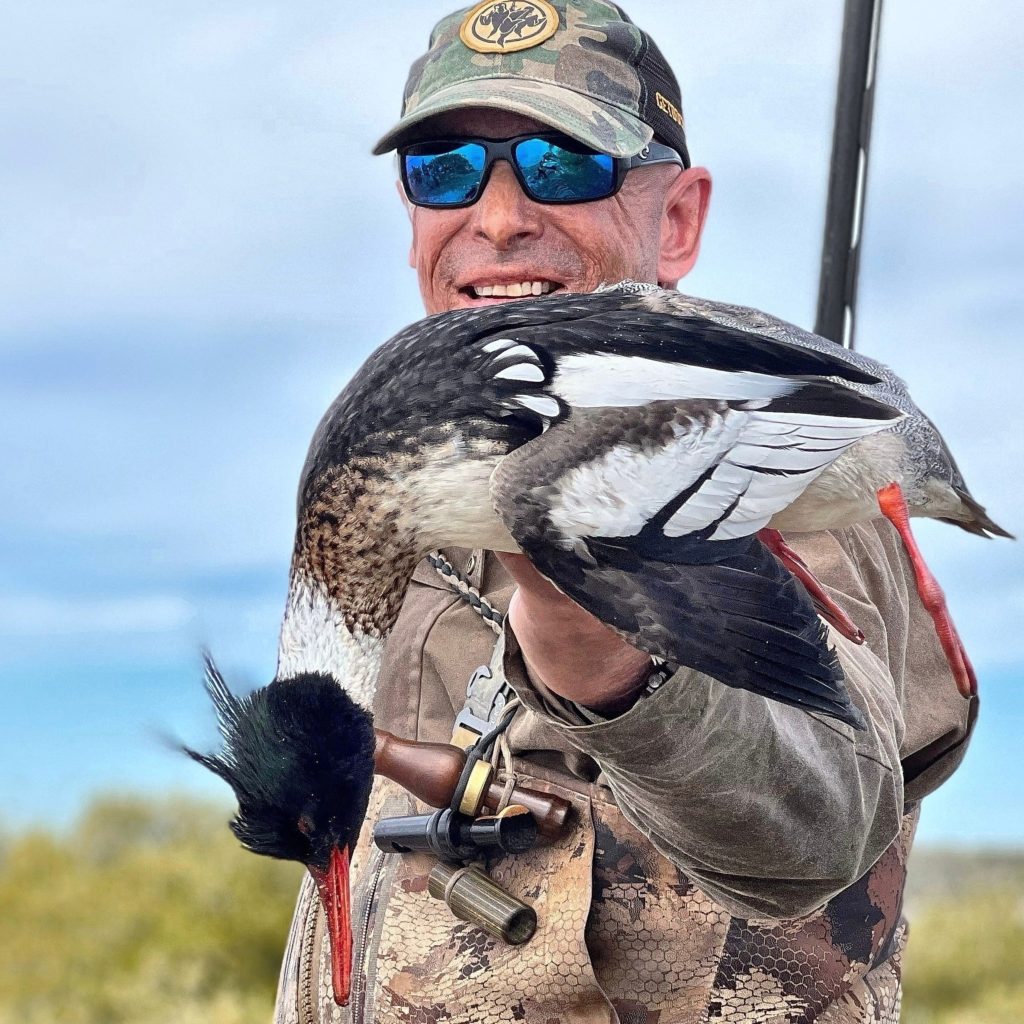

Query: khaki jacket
<box><xmin>275</xmin><ymin>522</ymin><xmax>976</xmax><ymax>1024</ymax></box>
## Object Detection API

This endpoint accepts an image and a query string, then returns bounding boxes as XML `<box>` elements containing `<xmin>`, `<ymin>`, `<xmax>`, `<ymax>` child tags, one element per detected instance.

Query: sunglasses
<box><xmin>399</xmin><ymin>132</ymin><xmax>687</xmax><ymax>208</ymax></box>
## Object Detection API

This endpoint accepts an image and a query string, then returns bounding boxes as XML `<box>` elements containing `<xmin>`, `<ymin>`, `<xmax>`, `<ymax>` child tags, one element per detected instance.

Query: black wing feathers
<box><xmin>529</xmin><ymin>534</ymin><xmax>864</xmax><ymax>729</ymax></box>
<box><xmin>484</xmin><ymin>304</ymin><xmax>885</xmax><ymax>385</ymax></box>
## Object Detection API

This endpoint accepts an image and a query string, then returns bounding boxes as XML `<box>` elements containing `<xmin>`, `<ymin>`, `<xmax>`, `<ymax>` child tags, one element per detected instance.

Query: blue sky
<box><xmin>2</xmin><ymin>1</ymin><xmax>1021</xmax><ymax>845</ymax></box>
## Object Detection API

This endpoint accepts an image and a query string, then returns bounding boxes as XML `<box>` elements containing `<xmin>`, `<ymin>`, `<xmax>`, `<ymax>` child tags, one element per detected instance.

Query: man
<box><xmin>274</xmin><ymin>3</ymin><xmax>976</xmax><ymax>1021</ymax></box>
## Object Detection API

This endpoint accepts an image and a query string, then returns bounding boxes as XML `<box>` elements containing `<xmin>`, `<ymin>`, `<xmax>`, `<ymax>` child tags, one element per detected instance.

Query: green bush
<box><xmin>0</xmin><ymin>794</ymin><xmax>301</xmax><ymax>1024</ymax></box>
<box><xmin>2</xmin><ymin>797</ymin><xmax>1022</xmax><ymax>1021</ymax></box>
<box><xmin>902</xmin><ymin>886</ymin><xmax>1024</xmax><ymax>1024</ymax></box>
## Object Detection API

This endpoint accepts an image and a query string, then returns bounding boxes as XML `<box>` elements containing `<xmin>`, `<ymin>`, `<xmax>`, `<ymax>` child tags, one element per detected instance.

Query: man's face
<box><xmin>403</xmin><ymin>109</ymin><xmax>708</xmax><ymax>315</ymax></box>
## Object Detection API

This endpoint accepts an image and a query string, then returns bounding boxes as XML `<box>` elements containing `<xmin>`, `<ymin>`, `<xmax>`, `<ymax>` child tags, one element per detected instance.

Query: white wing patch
<box><xmin>513</xmin><ymin>394</ymin><xmax>561</xmax><ymax>418</ymax></box>
<box><xmin>548</xmin><ymin>412</ymin><xmax>744</xmax><ymax>539</ymax></box>
<box><xmin>495</xmin><ymin>363</ymin><xmax>545</xmax><ymax>382</ymax></box>
<box><xmin>492</xmin><ymin>344</ymin><xmax>538</xmax><ymax>363</ymax></box>
<box><xmin>482</xmin><ymin>337</ymin><xmax>517</xmax><ymax>353</ymax></box>
<box><xmin>482</xmin><ymin>338</ymin><xmax>548</xmax><ymax>387</ymax></box>
<box><xmin>548</xmin><ymin>405</ymin><xmax>892</xmax><ymax>544</ymax></box>
<box><xmin>478</xmin><ymin>338</ymin><xmax>560</xmax><ymax>421</ymax></box>
<box><xmin>551</xmin><ymin>352</ymin><xmax>799</xmax><ymax>408</ymax></box>
<box><xmin>667</xmin><ymin>411</ymin><xmax>892</xmax><ymax>539</ymax></box>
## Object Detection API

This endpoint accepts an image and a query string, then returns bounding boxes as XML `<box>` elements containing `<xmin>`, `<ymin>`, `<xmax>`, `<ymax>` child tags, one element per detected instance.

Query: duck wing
<box><xmin>487</xmin><ymin>319</ymin><xmax>904</xmax><ymax>730</ymax></box>
<box><xmin>622</xmin><ymin>285</ymin><xmax>1012</xmax><ymax>538</ymax></box>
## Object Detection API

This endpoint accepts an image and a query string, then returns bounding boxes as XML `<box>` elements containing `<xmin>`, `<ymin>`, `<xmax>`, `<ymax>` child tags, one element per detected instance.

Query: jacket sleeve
<box><xmin>499</xmin><ymin>521</ymin><xmax>976</xmax><ymax>920</ymax></box>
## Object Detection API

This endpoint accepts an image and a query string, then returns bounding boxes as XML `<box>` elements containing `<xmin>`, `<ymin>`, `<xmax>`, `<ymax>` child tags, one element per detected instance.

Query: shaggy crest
<box><xmin>183</xmin><ymin>653</ymin><xmax>376</xmax><ymax>871</ymax></box>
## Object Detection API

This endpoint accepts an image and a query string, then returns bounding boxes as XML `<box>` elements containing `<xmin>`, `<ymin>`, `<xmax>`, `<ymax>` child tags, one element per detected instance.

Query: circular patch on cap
<box><xmin>459</xmin><ymin>0</ymin><xmax>559</xmax><ymax>54</ymax></box>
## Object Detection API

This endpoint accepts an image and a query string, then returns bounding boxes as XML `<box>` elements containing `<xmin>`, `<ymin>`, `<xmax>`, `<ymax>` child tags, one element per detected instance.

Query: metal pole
<box><xmin>814</xmin><ymin>0</ymin><xmax>884</xmax><ymax>348</ymax></box>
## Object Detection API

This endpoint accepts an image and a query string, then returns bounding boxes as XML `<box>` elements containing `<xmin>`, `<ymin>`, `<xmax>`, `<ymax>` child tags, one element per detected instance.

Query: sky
<box><xmin>1</xmin><ymin>1</ymin><xmax>1022</xmax><ymax>846</ymax></box>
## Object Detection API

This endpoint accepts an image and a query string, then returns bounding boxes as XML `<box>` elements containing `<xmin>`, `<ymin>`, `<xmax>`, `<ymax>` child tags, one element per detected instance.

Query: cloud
<box><xmin>1</xmin><ymin>1</ymin><xmax>1020</xmax><ymax>832</ymax></box>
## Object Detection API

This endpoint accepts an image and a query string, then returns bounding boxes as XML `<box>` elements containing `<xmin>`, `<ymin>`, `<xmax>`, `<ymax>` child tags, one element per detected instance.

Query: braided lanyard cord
<box><xmin>427</xmin><ymin>550</ymin><xmax>523</xmax><ymax>805</ymax></box>
<box><xmin>426</xmin><ymin>550</ymin><xmax>504</xmax><ymax>636</ymax></box>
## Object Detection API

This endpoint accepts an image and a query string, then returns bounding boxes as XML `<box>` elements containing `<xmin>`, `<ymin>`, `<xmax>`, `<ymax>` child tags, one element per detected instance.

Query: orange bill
<box><xmin>310</xmin><ymin>845</ymin><xmax>353</xmax><ymax>1006</ymax></box>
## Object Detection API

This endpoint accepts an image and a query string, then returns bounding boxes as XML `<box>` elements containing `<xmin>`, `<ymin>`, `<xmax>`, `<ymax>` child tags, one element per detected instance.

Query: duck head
<box><xmin>185</xmin><ymin>655</ymin><xmax>376</xmax><ymax>1005</ymax></box>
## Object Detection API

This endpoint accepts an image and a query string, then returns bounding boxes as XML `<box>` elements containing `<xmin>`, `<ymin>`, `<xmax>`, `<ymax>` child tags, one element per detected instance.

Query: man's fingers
<box><xmin>493</xmin><ymin>552</ymin><xmax>615</xmax><ymax>630</ymax></box>
<box><xmin>493</xmin><ymin>552</ymin><xmax>561</xmax><ymax>597</ymax></box>
<box><xmin>492</xmin><ymin>551</ymin><xmax>651</xmax><ymax>702</ymax></box>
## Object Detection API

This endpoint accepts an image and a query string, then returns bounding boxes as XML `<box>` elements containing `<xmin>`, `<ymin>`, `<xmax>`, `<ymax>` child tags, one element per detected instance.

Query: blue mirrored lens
<box><xmin>515</xmin><ymin>138</ymin><xmax>614</xmax><ymax>201</ymax></box>
<box><xmin>404</xmin><ymin>143</ymin><xmax>486</xmax><ymax>205</ymax></box>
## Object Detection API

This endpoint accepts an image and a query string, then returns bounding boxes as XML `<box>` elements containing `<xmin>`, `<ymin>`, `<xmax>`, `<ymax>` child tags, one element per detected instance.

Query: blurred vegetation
<box><xmin>0</xmin><ymin>794</ymin><xmax>301</xmax><ymax>1024</ymax></box>
<box><xmin>902</xmin><ymin>849</ymin><xmax>1024</xmax><ymax>1024</ymax></box>
<box><xmin>0</xmin><ymin>796</ymin><xmax>1022</xmax><ymax>1022</ymax></box>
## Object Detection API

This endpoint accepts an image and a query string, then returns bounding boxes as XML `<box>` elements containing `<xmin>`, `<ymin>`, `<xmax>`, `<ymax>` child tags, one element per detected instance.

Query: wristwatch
<box><xmin>641</xmin><ymin>659</ymin><xmax>675</xmax><ymax>698</ymax></box>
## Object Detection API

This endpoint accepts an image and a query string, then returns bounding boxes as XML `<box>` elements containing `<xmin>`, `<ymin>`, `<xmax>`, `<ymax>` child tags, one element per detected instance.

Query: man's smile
<box><xmin>455</xmin><ymin>274</ymin><xmax>567</xmax><ymax>306</ymax></box>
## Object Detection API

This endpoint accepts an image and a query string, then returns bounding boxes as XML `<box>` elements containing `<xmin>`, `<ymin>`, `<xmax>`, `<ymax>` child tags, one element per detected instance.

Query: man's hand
<box><xmin>495</xmin><ymin>553</ymin><xmax>652</xmax><ymax>714</ymax></box>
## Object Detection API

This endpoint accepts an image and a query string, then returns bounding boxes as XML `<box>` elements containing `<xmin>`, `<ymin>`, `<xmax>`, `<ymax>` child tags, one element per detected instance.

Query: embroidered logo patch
<box><xmin>459</xmin><ymin>0</ymin><xmax>559</xmax><ymax>54</ymax></box>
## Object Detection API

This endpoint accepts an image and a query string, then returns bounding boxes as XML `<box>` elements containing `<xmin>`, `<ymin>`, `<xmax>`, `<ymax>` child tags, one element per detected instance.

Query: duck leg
<box><xmin>876</xmin><ymin>482</ymin><xmax>977</xmax><ymax>697</ymax></box>
<box><xmin>758</xmin><ymin>528</ymin><xmax>866</xmax><ymax>645</ymax></box>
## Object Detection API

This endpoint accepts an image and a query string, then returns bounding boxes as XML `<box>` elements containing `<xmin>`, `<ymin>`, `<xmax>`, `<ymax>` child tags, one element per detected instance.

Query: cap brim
<box><xmin>372</xmin><ymin>79</ymin><xmax>653</xmax><ymax>159</ymax></box>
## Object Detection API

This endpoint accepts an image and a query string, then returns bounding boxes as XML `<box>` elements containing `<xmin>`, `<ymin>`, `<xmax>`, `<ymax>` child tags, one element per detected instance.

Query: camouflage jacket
<box><xmin>274</xmin><ymin>522</ymin><xmax>976</xmax><ymax>1024</ymax></box>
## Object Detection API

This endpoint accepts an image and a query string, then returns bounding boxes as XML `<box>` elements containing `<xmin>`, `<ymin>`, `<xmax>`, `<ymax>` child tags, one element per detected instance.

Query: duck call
<box><xmin>373</xmin><ymin>805</ymin><xmax>538</xmax><ymax>860</ymax></box>
<box><xmin>373</xmin><ymin>729</ymin><xmax>570</xmax><ymax>838</ymax></box>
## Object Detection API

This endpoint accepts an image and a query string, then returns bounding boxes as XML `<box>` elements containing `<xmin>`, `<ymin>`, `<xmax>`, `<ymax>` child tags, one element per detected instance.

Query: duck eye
<box><xmin>297</xmin><ymin>813</ymin><xmax>315</xmax><ymax>836</ymax></box>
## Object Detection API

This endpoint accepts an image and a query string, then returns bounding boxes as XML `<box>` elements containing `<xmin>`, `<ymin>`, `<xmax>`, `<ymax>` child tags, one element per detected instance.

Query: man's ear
<box><xmin>396</xmin><ymin>179</ymin><xmax>416</xmax><ymax>268</ymax></box>
<box><xmin>657</xmin><ymin>167</ymin><xmax>712</xmax><ymax>287</ymax></box>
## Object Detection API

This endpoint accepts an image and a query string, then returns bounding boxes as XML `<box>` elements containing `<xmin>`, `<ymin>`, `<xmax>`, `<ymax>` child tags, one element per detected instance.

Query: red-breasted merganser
<box><xmin>187</xmin><ymin>282</ymin><xmax>1007</xmax><ymax>1005</ymax></box>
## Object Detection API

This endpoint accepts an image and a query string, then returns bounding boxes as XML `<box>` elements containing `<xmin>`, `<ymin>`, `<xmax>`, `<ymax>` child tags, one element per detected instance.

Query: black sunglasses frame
<box><xmin>399</xmin><ymin>132</ymin><xmax>687</xmax><ymax>209</ymax></box>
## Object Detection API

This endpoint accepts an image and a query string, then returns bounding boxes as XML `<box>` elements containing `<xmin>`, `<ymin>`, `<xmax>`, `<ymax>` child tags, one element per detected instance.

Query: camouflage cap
<box><xmin>373</xmin><ymin>0</ymin><xmax>689</xmax><ymax>163</ymax></box>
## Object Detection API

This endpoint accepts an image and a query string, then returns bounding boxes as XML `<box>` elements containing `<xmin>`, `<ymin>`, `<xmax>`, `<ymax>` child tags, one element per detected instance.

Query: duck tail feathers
<box><xmin>942</xmin><ymin>486</ymin><xmax>1014</xmax><ymax>540</ymax></box>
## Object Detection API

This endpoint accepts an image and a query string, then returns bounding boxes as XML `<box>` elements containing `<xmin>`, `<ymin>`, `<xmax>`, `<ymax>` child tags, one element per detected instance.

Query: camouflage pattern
<box><xmin>277</xmin><ymin>770</ymin><xmax>918</xmax><ymax>1024</ymax></box>
<box><xmin>279</xmin><ymin>773</ymin><xmax>617</xmax><ymax>1023</ymax></box>
<box><xmin>274</xmin><ymin>538</ymin><xmax>948</xmax><ymax>1023</ymax></box>
<box><xmin>587</xmin><ymin>800</ymin><xmax>918</xmax><ymax>1023</ymax></box>
<box><xmin>373</xmin><ymin>1</ymin><xmax>673</xmax><ymax>158</ymax></box>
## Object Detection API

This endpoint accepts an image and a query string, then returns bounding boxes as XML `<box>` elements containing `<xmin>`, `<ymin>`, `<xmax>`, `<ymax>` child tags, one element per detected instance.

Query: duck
<box><xmin>187</xmin><ymin>282</ymin><xmax>1008</xmax><ymax>1005</ymax></box>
